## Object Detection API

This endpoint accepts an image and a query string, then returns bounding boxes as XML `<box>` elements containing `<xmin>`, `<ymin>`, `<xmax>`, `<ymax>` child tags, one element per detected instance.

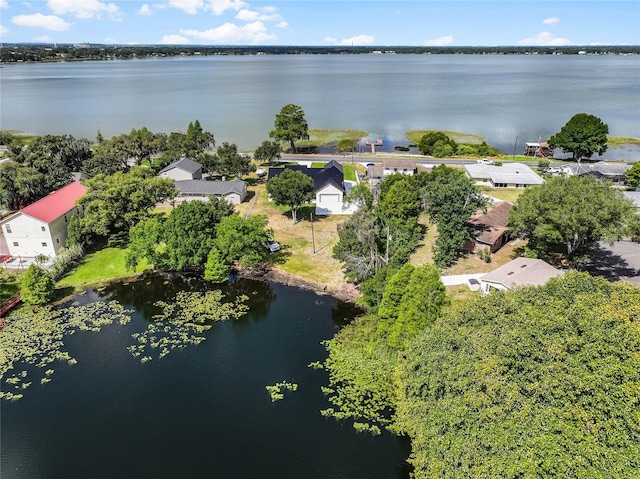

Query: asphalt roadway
<box><xmin>281</xmin><ymin>153</ymin><xmax>540</xmax><ymax>168</ymax></box>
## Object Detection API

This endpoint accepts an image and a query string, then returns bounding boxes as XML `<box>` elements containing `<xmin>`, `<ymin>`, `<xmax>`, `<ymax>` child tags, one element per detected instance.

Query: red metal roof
<box><xmin>20</xmin><ymin>181</ymin><xmax>88</xmax><ymax>223</ymax></box>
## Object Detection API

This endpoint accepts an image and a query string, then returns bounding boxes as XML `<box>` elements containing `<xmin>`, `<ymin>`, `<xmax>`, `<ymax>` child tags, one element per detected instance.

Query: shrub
<box><xmin>21</xmin><ymin>264</ymin><xmax>55</xmax><ymax>305</ymax></box>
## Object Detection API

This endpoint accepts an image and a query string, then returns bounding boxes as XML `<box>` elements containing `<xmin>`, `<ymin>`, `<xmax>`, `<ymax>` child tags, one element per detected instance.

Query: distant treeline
<box><xmin>1</xmin><ymin>44</ymin><xmax>639</xmax><ymax>64</ymax></box>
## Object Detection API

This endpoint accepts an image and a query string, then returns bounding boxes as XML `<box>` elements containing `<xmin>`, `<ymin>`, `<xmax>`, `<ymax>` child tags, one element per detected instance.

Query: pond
<box><xmin>1</xmin><ymin>274</ymin><xmax>410</xmax><ymax>478</ymax></box>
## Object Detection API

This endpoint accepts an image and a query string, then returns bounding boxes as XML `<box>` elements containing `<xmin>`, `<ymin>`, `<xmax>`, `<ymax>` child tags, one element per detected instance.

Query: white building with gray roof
<box><xmin>174</xmin><ymin>179</ymin><xmax>247</xmax><ymax>205</ymax></box>
<box><xmin>464</xmin><ymin>163</ymin><xmax>544</xmax><ymax>188</ymax></box>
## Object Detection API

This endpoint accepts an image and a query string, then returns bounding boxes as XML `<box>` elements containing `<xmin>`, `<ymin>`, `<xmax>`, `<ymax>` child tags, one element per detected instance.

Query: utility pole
<box><xmin>310</xmin><ymin>212</ymin><xmax>316</xmax><ymax>254</ymax></box>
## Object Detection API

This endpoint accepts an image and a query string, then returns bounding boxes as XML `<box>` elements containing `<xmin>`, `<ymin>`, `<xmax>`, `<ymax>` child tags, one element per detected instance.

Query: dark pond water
<box><xmin>1</xmin><ymin>275</ymin><xmax>410</xmax><ymax>479</ymax></box>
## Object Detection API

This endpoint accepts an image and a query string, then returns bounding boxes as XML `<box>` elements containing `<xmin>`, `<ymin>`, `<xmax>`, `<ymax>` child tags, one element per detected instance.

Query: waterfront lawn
<box><xmin>1</xmin><ymin>271</ymin><xmax>22</xmax><ymax>302</ymax></box>
<box><xmin>57</xmin><ymin>247</ymin><xmax>149</xmax><ymax>289</ymax></box>
<box><xmin>608</xmin><ymin>136</ymin><xmax>640</xmax><ymax>148</ymax></box>
<box><xmin>306</xmin><ymin>129</ymin><xmax>368</xmax><ymax>146</ymax></box>
<box><xmin>310</xmin><ymin>162</ymin><xmax>357</xmax><ymax>181</ymax></box>
<box><xmin>244</xmin><ymin>184</ymin><xmax>346</xmax><ymax>286</ymax></box>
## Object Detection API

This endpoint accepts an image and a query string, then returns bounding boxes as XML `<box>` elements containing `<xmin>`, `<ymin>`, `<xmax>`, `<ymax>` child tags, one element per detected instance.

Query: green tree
<box><xmin>548</xmin><ymin>113</ymin><xmax>609</xmax><ymax>161</ymax></box>
<box><xmin>20</xmin><ymin>264</ymin><xmax>55</xmax><ymax>305</ymax></box>
<box><xmin>204</xmin><ymin>247</ymin><xmax>231</xmax><ymax>283</ymax></box>
<box><xmin>81</xmin><ymin>137</ymin><xmax>130</xmax><ymax>178</ymax></box>
<box><xmin>625</xmin><ymin>161</ymin><xmax>640</xmax><ymax>189</ymax></box>
<box><xmin>0</xmin><ymin>161</ymin><xmax>47</xmax><ymax>210</ymax></box>
<box><xmin>253</xmin><ymin>140</ymin><xmax>281</xmax><ymax>166</ymax></box>
<box><xmin>212</xmin><ymin>214</ymin><xmax>271</xmax><ymax>268</ymax></box>
<box><xmin>343</xmin><ymin>182</ymin><xmax>373</xmax><ymax>210</ymax></box>
<box><xmin>396</xmin><ymin>272</ymin><xmax>640</xmax><ymax>478</ymax></box>
<box><xmin>68</xmin><ymin>167</ymin><xmax>176</xmax><ymax>246</ymax></box>
<box><xmin>163</xmin><ymin>198</ymin><xmax>234</xmax><ymax>270</ymax></box>
<box><xmin>509</xmin><ymin>175</ymin><xmax>635</xmax><ymax>257</ymax></box>
<box><xmin>125</xmin><ymin>216</ymin><xmax>165</xmax><ymax>271</ymax></box>
<box><xmin>212</xmin><ymin>142</ymin><xmax>255</xmax><ymax>178</ymax></box>
<box><xmin>420</xmin><ymin>165</ymin><xmax>486</xmax><ymax>268</ymax></box>
<box><xmin>378</xmin><ymin>178</ymin><xmax>421</xmax><ymax>220</ymax></box>
<box><xmin>15</xmin><ymin>134</ymin><xmax>91</xmax><ymax>190</ymax></box>
<box><xmin>269</xmin><ymin>104</ymin><xmax>309</xmax><ymax>153</ymax></box>
<box><xmin>266</xmin><ymin>168</ymin><xmax>315</xmax><ymax>224</ymax></box>
<box><xmin>418</xmin><ymin>131</ymin><xmax>457</xmax><ymax>156</ymax></box>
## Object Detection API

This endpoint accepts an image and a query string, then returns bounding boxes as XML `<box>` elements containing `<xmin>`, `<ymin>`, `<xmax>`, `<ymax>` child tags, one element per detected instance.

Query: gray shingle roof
<box><xmin>174</xmin><ymin>179</ymin><xmax>246</xmax><ymax>196</ymax></box>
<box><xmin>159</xmin><ymin>157</ymin><xmax>203</xmax><ymax>175</ymax></box>
<box><xmin>481</xmin><ymin>257</ymin><xmax>563</xmax><ymax>288</ymax></box>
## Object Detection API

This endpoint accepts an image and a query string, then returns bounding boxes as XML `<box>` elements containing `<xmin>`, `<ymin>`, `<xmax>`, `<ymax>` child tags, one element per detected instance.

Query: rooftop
<box><xmin>18</xmin><ymin>181</ymin><xmax>88</xmax><ymax>223</ymax></box>
<box><xmin>174</xmin><ymin>179</ymin><xmax>246</xmax><ymax>196</ymax></box>
<box><xmin>481</xmin><ymin>257</ymin><xmax>563</xmax><ymax>288</ymax></box>
<box><xmin>159</xmin><ymin>157</ymin><xmax>203</xmax><ymax>175</ymax></box>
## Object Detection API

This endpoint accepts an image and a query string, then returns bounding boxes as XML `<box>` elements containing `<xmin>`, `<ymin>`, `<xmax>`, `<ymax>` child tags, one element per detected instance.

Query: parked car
<box><xmin>476</xmin><ymin>158</ymin><xmax>494</xmax><ymax>165</ymax></box>
<box><xmin>263</xmin><ymin>238</ymin><xmax>281</xmax><ymax>252</ymax></box>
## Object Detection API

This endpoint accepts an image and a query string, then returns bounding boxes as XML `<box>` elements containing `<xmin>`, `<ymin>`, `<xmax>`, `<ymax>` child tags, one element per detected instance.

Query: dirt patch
<box><xmin>237</xmin><ymin>266</ymin><xmax>361</xmax><ymax>303</ymax></box>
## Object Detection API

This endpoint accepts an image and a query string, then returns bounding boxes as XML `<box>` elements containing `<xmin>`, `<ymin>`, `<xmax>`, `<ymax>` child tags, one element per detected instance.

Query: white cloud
<box><xmin>34</xmin><ymin>34</ymin><xmax>52</xmax><ymax>41</ymax></box>
<box><xmin>0</xmin><ymin>0</ymin><xmax>8</xmax><ymax>8</ymax></box>
<box><xmin>159</xmin><ymin>34</ymin><xmax>190</xmax><ymax>44</ymax></box>
<box><xmin>235</xmin><ymin>7</ymin><xmax>282</xmax><ymax>22</ymax></box>
<box><xmin>542</xmin><ymin>17</ymin><xmax>559</xmax><ymax>25</ymax></box>
<box><xmin>169</xmin><ymin>0</ymin><xmax>203</xmax><ymax>15</ymax></box>
<box><xmin>48</xmin><ymin>0</ymin><xmax>121</xmax><ymax>20</ymax></box>
<box><xmin>338</xmin><ymin>34</ymin><xmax>375</xmax><ymax>46</ymax></box>
<box><xmin>276</xmin><ymin>21</ymin><xmax>287</xmax><ymax>29</ymax></box>
<box><xmin>12</xmin><ymin>13</ymin><xmax>71</xmax><ymax>31</ymax></box>
<box><xmin>325</xmin><ymin>36</ymin><xmax>337</xmax><ymax>44</ymax></box>
<box><xmin>138</xmin><ymin>4</ymin><xmax>152</xmax><ymax>16</ymax></box>
<box><xmin>180</xmin><ymin>21</ymin><xmax>275</xmax><ymax>44</ymax></box>
<box><xmin>518</xmin><ymin>31</ymin><xmax>570</xmax><ymax>46</ymax></box>
<box><xmin>424</xmin><ymin>35</ymin><xmax>453</xmax><ymax>46</ymax></box>
<box><xmin>104</xmin><ymin>36</ymin><xmax>116</xmax><ymax>42</ymax></box>
<box><xmin>205</xmin><ymin>0</ymin><xmax>247</xmax><ymax>16</ymax></box>
<box><xmin>0</xmin><ymin>24</ymin><xmax>9</xmax><ymax>37</ymax></box>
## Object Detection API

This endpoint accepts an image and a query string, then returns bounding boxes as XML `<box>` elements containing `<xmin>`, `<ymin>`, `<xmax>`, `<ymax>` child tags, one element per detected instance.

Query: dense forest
<box><xmin>1</xmin><ymin>44</ymin><xmax>639</xmax><ymax>63</ymax></box>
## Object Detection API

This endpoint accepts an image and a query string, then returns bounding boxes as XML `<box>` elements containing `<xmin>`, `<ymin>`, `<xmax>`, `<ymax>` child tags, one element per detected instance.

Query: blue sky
<box><xmin>1</xmin><ymin>1</ymin><xmax>639</xmax><ymax>46</ymax></box>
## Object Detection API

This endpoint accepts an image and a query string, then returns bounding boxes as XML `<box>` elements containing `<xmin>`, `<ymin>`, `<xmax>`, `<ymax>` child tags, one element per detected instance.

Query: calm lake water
<box><xmin>2</xmin><ymin>54</ymin><xmax>639</xmax><ymax>157</ymax></box>
<box><xmin>1</xmin><ymin>275</ymin><xmax>411</xmax><ymax>479</ymax></box>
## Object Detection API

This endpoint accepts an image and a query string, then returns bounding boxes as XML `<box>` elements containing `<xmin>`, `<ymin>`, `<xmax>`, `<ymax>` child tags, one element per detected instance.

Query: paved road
<box><xmin>281</xmin><ymin>153</ymin><xmax>539</xmax><ymax>168</ymax></box>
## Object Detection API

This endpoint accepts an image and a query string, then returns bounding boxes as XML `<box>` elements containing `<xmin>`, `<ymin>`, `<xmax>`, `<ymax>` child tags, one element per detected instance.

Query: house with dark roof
<box><xmin>159</xmin><ymin>157</ymin><xmax>203</xmax><ymax>181</ymax></box>
<box><xmin>479</xmin><ymin>257</ymin><xmax>563</xmax><ymax>295</ymax></box>
<box><xmin>464</xmin><ymin>201</ymin><xmax>512</xmax><ymax>254</ymax></box>
<box><xmin>0</xmin><ymin>181</ymin><xmax>88</xmax><ymax>259</ymax></box>
<box><xmin>174</xmin><ymin>179</ymin><xmax>247</xmax><ymax>205</ymax></box>
<box><xmin>267</xmin><ymin>160</ymin><xmax>347</xmax><ymax>214</ymax></box>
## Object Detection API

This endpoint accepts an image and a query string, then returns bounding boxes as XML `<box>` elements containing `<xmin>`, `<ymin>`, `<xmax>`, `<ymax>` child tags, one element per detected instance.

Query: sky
<box><xmin>1</xmin><ymin>1</ymin><xmax>639</xmax><ymax>46</ymax></box>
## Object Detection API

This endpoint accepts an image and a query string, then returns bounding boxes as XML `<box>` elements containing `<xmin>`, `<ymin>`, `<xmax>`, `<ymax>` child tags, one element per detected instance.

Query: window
<box><xmin>5</xmin><ymin>225</ymin><xmax>11</xmax><ymax>234</ymax></box>
<box><xmin>493</xmin><ymin>182</ymin><xmax>507</xmax><ymax>188</ymax></box>
<box><xmin>42</xmin><ymin>242</ymin><xmax>48</xmax><ymax>247</ymax></box>
<box><xmin>13</xmin><ymin>242</ymin><xmax>18</xmax><ymax>247</ymax></box>
<box><xmin>41</xmin><ymin>226</ymin><xmax>46</xmax><ymax>232</ymax></box>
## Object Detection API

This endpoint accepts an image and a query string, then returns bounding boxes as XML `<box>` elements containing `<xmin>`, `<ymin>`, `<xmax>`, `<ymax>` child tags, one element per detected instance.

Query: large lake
<box><xmin>2</xmin><ymin>54</ymin><xmax>639</xmax><ymax>157</ymax></box>
<box><xmin>1</xmin><ymin>275</ymin><xmax>411</xmax><ymax>478</ymax></box>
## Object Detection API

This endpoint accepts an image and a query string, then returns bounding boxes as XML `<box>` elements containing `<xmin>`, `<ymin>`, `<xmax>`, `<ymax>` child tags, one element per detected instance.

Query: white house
<box><xmin>479</xmin><ymin>257</ymin><xmax>563</xmax><ymax>295</ymax></box>
<box><xmin>0</xmin><ymin>181</ymin><xmax>88</xmax><ymax>259</ymax></box>
<box><xmin>465</xmin><ymin>163</ymin><xmax>544</xmax><ymax>188</ymax></box>
<box><xmin>158</xmin><ymin>157</ymin><xmax>203</xmax><ymax>181</ymax></box>
<box><xmin>267</xmin><ymin>160</ymin><xmax>348</xmax><ymax>215</ymax></box>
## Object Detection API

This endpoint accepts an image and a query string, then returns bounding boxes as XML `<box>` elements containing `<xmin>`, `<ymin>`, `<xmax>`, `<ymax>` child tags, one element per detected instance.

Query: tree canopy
<box><xmin>418</xmin><ymin>131</ymin><xmax>457</xmax><ymax>156</ymax></box>
<box><xmin>625</xmin><ymin>161</ymin><xmax>640</xmax><ymax>189</ymax></box>
<box><xmin>395</xmin><ymin>273</ymin><xmax>640</xmax><ymax>478</ymax></box>
<box><xmin>211</xmin><ymin>142</ymin><xmax>254</xmax><ymax>178</ymax></box>
<box><xmin>509</xmin><ymin>175</ymin><xmax>636</xmax><ymax>257</ymax></box>
<box><xmin>548</xmin><ymin>113</ymin><xmax>609</xmax><ymax>161</ymax></box>
<box><xmin>20</xmin><ymin>264</ymin><xmax>55</xmax><ymax>305</ymax></box>
<box><xmin>253</xmin><ymin>140</ymin><xmax>281</xmax><ymax>166</ymax></box>
<box><xmin>269</xmin><ymin>104</ymin><xmax>308</xmax><ymax>153</ymax></box>
<box><xmin>68</xmin><ymin>167</ymin><xmax>176</xmax><ymax>246</ymax></box>
<box><xmin>265</xmin><ymin>168</ymin><xmax>315</xmax><ymax>223</ymax></box>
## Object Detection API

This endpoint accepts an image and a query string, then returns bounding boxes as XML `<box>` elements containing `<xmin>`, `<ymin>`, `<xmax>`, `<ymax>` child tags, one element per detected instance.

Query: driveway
<box><xmin>583</xmin><ymin>240</ymin><xmax>640</xmax><ymax>285</ymax></box>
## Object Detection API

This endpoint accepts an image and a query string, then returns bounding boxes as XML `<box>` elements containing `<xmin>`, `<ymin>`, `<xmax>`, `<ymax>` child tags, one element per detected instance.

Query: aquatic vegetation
<box><xmin>0</xmin><ymin>301</ymin><xmax>132</xmax><ymax>400</ymax></box>
<box><xmin>128</xmin><ymin>290</ymin><xmax>249</xmax><ymax>362</ymax></box>
<box><xmin>265</xmin><ymin>381</ymin><xmax>298</xmax><ymax>402</ymax></box>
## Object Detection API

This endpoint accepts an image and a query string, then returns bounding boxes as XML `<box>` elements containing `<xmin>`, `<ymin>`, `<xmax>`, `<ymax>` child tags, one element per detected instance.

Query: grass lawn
<box><xmin>482</xmin><ymin>188</ymin><xmax>525</xmax><ymax>203</ymax></box>
<box><xmin>57</xmin><ymin>247</ymin><xmax>149</xmax><ymax>290</ymax></box>
<box><xmin>1</xmin><ymin>271</ymin><xmax>22</xmax><ymax>303</ymax></box>
<box><xmin>243</xmin><ymin>183</ymin><xmax>347</xmax><ymax>287</ymax></box>
<box><xmin>608</xmin><ymin>136</ymin><xmax>640</xmax><ymax>148</ymax></box>
<box><xmin>306</xmin><ymin>129</ymin><xmax>368</xmax><ymax>146</ymax></box>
